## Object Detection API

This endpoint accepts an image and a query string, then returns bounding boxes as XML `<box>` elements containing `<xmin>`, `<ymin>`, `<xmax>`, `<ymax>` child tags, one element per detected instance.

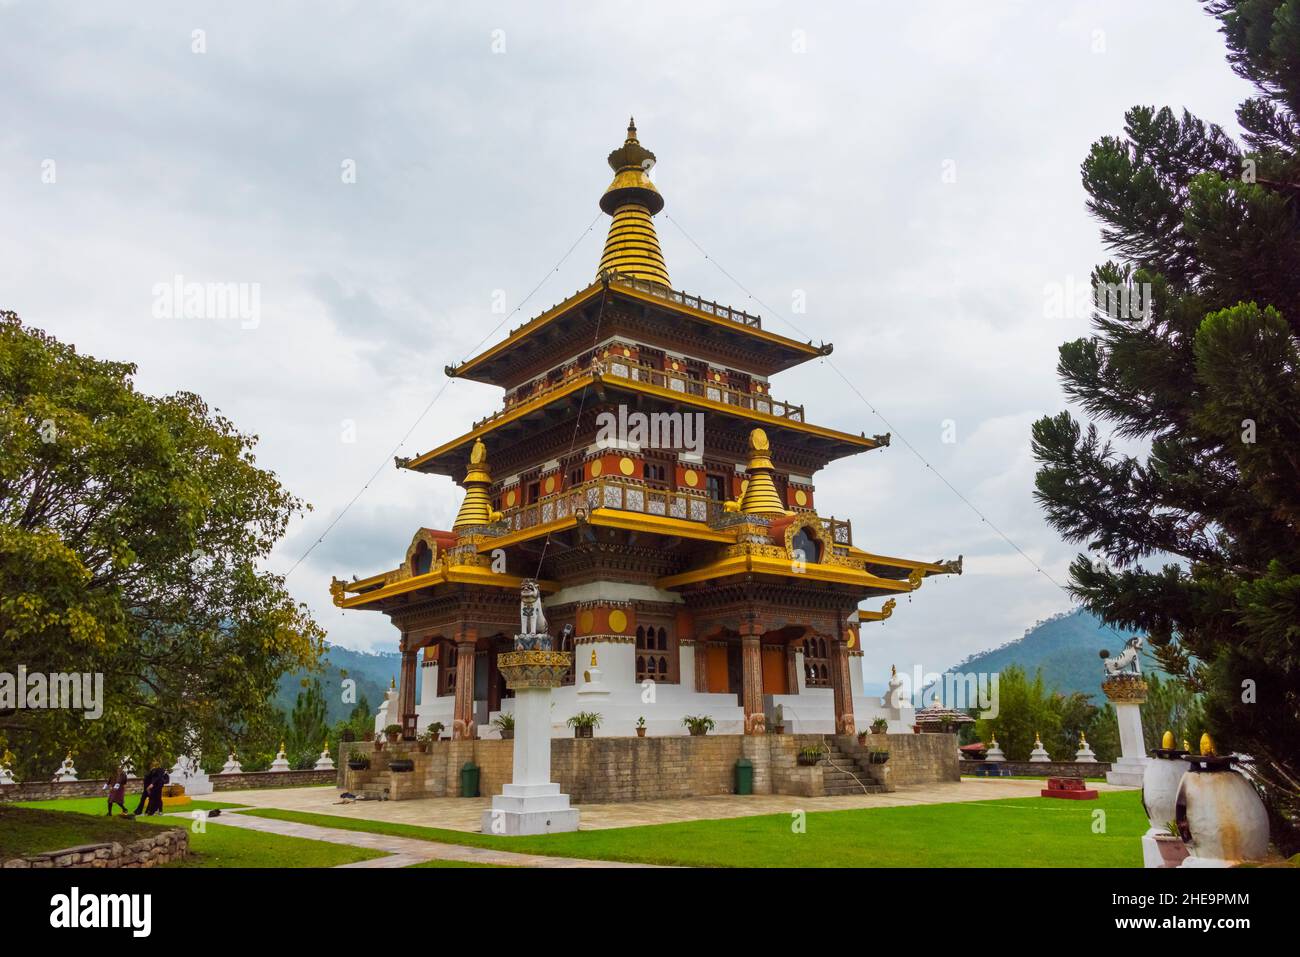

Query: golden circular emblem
<box><xmin>740</xmin><ymin>478</ymin><xmax>749</xmax><ymax>493</ymax></box>
<box><xmin>544</xmin><ymin>475</ymin><xmax>556</xmax><ymax>494</ymax></box>
<box><xmin>750</xmin><ymin>428</ymin><xmax>770</xmax><ymax>452</ymax></box>
<box><xmin>505</xmin><ymin>489</ymin><xmax>516</xmax><ymax>507</ymax></box>
<box><xmin>755</xmin><ymin>384</ymin><xmax>764</xmax><ymax>394</ymax></box>
<box><xmin>608</xmin><ymin>609</ymin><xmax>628</xmax><ymax>633</ymax></box>
<box><xmin>619</xmin><ymin>457</ymin><xmax>635</xmax><ymax>476</ymax></box>
<box><xmin>671</xmin><ymin>360</ymin><xmax>679</xmax><ymax>371</ymax></box>
<box><xmin>578</xmin><ymin>610</ymin><xmax>594</xmax><ymax>634</ymax></box>
<box><xmin>713</xmin><ymin>372</ymin><xmax>721</xmax><ymax>381</ymax></box>
<box><xmin>591</xmin><ymin>459</ymin><xmax>603</xmax><ymax>477</ymax></box>
<box><xmin>622</xmin><ymin>347</ymin><xmax>631</xmax><ymax>357</ymax></box>
<box><xmin>684</xmin><ymin>469</ymin><xmax>698</xmax><ymax>487</ymax></box>
<box><xmin>795</xmin><ymin>489</ymin><xmax>807</xmax><ymax>506</ymax></box>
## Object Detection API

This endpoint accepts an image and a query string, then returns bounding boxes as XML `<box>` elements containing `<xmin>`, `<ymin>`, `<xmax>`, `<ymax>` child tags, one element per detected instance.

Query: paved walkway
<box><xmin>186</xmin><ymin>809</ymin><xmax>653</xmax><ymax>868</ymax></box>
<box><xmin>211</xmin><ymin>776</ymin><xmax>1130</xmax><ymax>835</ymax></box>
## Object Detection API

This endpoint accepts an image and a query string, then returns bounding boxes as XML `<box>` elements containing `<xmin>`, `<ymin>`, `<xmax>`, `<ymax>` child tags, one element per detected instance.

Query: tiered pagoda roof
<box><xmin>332</xmin><ymin>120</ymin><xmax>960</xmax><ymax>616</ymax></box>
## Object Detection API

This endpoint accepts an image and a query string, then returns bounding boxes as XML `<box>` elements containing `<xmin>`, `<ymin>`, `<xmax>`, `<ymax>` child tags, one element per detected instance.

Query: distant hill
<box><xmin>274</xmin><ymin>643</ymin><xmax>401</xmax><ymax>724</ymax></box>
<box><xmin>947</xmin><ymin>609</ymin><xmax>1157</xmax><ymax>700</ymax></box>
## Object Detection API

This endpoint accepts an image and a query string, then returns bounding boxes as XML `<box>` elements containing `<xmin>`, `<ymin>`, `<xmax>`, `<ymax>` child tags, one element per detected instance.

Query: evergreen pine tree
<box><xmin>1032</xmin><ymin>0</ymin><xmax>1299</xmax><ymax>850</ymax></box>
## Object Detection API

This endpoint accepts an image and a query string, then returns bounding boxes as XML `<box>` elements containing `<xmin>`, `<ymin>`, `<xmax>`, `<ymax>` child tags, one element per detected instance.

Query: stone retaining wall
<box><xmin>0</xmin><ymin>769</ymin><xmax>335</xmax><ymax>803</ymax></box>
<box><xmin>340</xmin><ymin>731</ymin><xmax>961</xmax><ymax>803</ymax></box>
<box><xmin>2</xmin><ymin>828</ymin><xmax>188</xmax><ymax>869</ymax></box>
<box><xmin>959</xmin><ymin>760</ymin><xmax>1111</xmax><ymax>778</ymax></box>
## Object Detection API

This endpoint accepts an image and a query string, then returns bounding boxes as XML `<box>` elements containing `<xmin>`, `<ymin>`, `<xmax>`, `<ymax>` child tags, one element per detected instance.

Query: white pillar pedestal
<box><xmin>481</xmin><ymin>684</ymin><xmax>578</xmax><ymax>836</ymax></box>
<box><xmin>1107</xmin><ymin>700</ymin><xmax>1149</xmax><ymax>786</ymax></box>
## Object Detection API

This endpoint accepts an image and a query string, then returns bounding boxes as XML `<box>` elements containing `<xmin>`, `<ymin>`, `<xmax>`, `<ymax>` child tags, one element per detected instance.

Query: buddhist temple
<box><xmin>331</xmin><ymin>119</ymin><xmax>961</xmax><ymax>740</ymax></box>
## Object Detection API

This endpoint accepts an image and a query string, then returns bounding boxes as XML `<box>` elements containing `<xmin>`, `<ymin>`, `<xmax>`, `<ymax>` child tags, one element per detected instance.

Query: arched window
<box><xmin>411</xmin><ymin>541</ymin><xmax>433</xmax><ymax>576</ymax></box>
<box><xmin>636</xmin><ymin>624</ymin><xmax>677</xmax><ymax>683</ymax></box>
<box><xmin>791</xmin><ymin>526</ymin><xmax>821</xmax><ymax>564</ymax></box>
<box><xmin>803</xmin><ymin>636</ymin><xmax>831</xmax><ymax>688</ymax></box>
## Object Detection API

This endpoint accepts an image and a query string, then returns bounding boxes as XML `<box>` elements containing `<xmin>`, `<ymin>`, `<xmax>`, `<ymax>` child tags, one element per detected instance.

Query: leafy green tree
<box><xmin>288</xmin><ymin>677</ymin><xmax>328</xmax><ymax>756</ymax></box>
<box><xmin>1031</xmin><ymin>1</ymin><xmax>1300</xmax><ymax>851</ymax></box>
<box><xmin>0</xmin><ymin>312</ymin><xmax>324</xmax><ymax>780</ymax></box>
<box><xmin>1084</xmin><ymin>704</ymin><xmax>1121</xmax><ymax>764</ymax></box>
<box><xmin>974</xmin><ymin>666</ymin><xmax>1060</xmax><ymax>761</ymax></box>
<box><xmin>1141</xmin><ymin>671</ymin><xmax>1208</xmax><ymax>752</ymax></box>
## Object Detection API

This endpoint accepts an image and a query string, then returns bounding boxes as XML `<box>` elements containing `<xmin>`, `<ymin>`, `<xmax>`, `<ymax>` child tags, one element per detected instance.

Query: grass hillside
<box><xmin>274</xmin><ymin>643</ymin><xmax>400</xmax><ymax>723</ymax></box>
<box><xmin>948</xmin><ymin>609</ymin><xmax>1157</xmax><ymax>700</ymax></box>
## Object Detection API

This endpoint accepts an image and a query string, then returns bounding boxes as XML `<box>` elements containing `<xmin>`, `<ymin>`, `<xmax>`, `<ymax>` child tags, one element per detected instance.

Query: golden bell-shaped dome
<box><xmin>738</xmin><ymin>428</ymin><xmax>788</xmax><ymax>515</ymax></box>
<box><xmin>453</xmin><ymin>439</ymin><xmax>497</xmax><ymax>530</ymax></box>
<box><xmin>597</xmin><ymin>118</ymin><xmax>670</xmax><ymax>287</ymax></box>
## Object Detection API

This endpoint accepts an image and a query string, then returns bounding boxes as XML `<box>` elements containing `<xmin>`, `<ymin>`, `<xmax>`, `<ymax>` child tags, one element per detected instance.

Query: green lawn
<box><xmin>406</xmin><ymin>859</ymin><xmax>507</xmax><ymax>868</ymax></box>
<box><xmin>241</xmin><ymin>790</ymin><xmax>1148</xmax><ymax>867</ymax></box>
<box><xmin>17</xmin><ymin>796</ymin><xmax>247</xmax><ymax>815</ymax></box>
<box><xmin>0</xmin><ymin>805</ymin><xmax>162</xmax><ymax>859</ymax></box>
<box><xmin>7</xmin><ymin>796</ymin><xmax>384</xmax><ymax>868</ymax></box>
<box><xmin>165</xmin><ymin>821</ymin><xmax>386</xmax><ymax>868</ymax></box>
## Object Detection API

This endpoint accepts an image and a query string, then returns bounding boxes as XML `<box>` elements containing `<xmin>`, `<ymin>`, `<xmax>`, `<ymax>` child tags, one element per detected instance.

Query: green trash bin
<box><xmin>734</xmin><ymin>757</ymin><xmax>753</xmax><ymax>795</ymax></box>
<box><xmin>460</xmin><ymin>761</ymin><xmax>480</xmax><ymax>797</ymax></box>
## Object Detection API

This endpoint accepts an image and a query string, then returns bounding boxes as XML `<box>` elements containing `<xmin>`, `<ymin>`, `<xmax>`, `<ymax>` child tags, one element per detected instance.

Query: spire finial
<box><xmin>597</xmin><ymin>119</ymin><xmax>669</xmax><ymax>285</ymax></box>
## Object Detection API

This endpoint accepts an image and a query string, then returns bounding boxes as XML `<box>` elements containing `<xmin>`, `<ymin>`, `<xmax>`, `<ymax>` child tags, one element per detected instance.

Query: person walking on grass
<box><xmin>132</xmin><ymin>763</ymin><xmax>169</xmax><ymax>816</ymax></box>
<box><xmin>105</xmin><ymin>763</ymin><xmax>130</xmax><ymax>817</ymax></box>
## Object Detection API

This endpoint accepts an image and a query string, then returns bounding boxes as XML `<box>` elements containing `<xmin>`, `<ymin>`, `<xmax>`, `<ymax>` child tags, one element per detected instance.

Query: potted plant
<box><xmin>797</xmin><ymin>744</ymin><xmax>826</xmax><ymax>766</ymax></box>
<box><xmin>870</xmin><ymin>718</ymin><xmax>889</xmax><ymax>735</ymax></box>
<box><xmin>635</xmin><ymin>716</ymin><xmax>647</xmax><ymax>738</ymax></box>
<box><xmin>1153</xmin><ymin>820</ymin><xmax>1190</xmax><ymax>867</ymax></box>
<box><xmin>346</xmin><ymin>750</ymin><xmax>370</xmax><ymax>771</ymax></box>
<box><xmin>857</xmin><ymin>730</ymin><xmax>869</xmax><ymax>746</ymax></box>
<box><xmin>384</xmin><ymin>724</ymin><xmax>402</xmax><ymax>744</ymax></box>
<box><xmin>770</xmin><ymin>704</ymin><xmax>785</xmax><ymax>735</ymax></box>
<box><xmin>567</xmin><ymin>711</ymin><xmax>602</xmax><ymax>739</ymax></box>
<box><xmin>492</xmin><ymin>712</ymin><xmax>516</xmax><ymax>740</ymax></box>
<box><xmin>683</xmin><ymin>715</ymin><xmax>715</xmax><ymax>737</ymax></box>
<box><xmin>427</xmin><ymin>721</ymin><xmax>445</xmax><ymax>741</ymax></box>
<box><xmin>867</xmin><ymin>747</ymin><xmax>890</xmax><ymax>764</ymax></box>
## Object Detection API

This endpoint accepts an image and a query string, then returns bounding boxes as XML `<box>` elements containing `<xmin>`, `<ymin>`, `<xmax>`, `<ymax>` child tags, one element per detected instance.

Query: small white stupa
<box><xmin>314</xmin><ymin>738</ymin><xmax>336</xmax><ymax>771</ymax></box>
<box><xmin>1075</xmin><ymin>731</ymin><xmax>1097</xmax><ymax>763</ymax></box>
<box><xmin>0</xmin><ymin>749</ymin><xmax>17</xmax><ymax>785</ymax></box>
<box><xmin>1029</xmin><ymin>732</ymin><xmax>1052</xmax><ymax>763</ymax></box>
<box><xmin>219</xmin><ymin>751</ymin><xmax>243</xmax><ymax>774</ymax></box>
<box><xmin>53</xmin><ymin>751</ymin><xmax>78</xmax><ymax>781</ymax></box>
<box><xmin>576</xmin><ymin>647</ymin><xmax>610</xmax><ymax>697</ymax></box>
<box><xmin>985</xmin><ymin>732</ymin><xmax>1006</xmax><ymax>762</ymax></box>
<box><xmin>170</xmin><ymin>752</ymin><xmax>213</xmax><ymax>795</ymax></box>
<box><xmin>269</xmin><ymin>740</ymin><xmax>292</xmax><ymax>772</ymax></box>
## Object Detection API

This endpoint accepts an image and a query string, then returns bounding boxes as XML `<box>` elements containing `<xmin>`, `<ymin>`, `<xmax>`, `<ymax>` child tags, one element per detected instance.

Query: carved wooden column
<box><xmin>694</xmin><ymin>642</ymin><xmax>709</xmax><ymax>693</ymax></box>
<box><xmin>453</xmin><ymin>625</ymin><xmax>478</xmax><ymax>739</ymax></box>
<box><xmin>831</xmin><ymin>630</ymin><xmax>856</xmax><ymax>736</ymax></box>
<box><xmin>398</xmin><ymin>635</ymin><xmax>418</xmax><ymax>739</ymax></box>
<box><xmin>739</xmin><ymin>622</ymin><xmax>766</xmax><ymax>734</ymax></box>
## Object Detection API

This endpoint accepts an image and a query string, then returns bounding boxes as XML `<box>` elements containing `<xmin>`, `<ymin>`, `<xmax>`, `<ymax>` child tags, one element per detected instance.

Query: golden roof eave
<box><xmin>404</xmin><ymin>370</ymin><xmax>879</xmax><ymax>475</ymax></box>
<box><xmin>445</xmin><ymin>278</ymin><xmax>827</xmax><ymax>385</ymax></box>
<box><xmin>656</xmin><ymin>554</ymin><xmax>920</xmax><ymax>591</ymax></box>
<box><xmin>337</xmin><ymin>565</ymin><xmax>558</xmax><ymax>610</ymax></box>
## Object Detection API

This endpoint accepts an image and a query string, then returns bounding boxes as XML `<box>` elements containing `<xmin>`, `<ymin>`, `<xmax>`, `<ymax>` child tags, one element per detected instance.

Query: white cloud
<box><xmin>0</xmin><ymin>1</ymin><xmax>1253</xmax><ymax>658</ymax></box>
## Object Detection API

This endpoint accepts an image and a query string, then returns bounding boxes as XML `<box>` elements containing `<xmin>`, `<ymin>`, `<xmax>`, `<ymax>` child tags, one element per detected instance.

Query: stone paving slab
<box><xmin>211</xmin><ymin>777</ymin><xmax>1130</xmax><ymax>836</ymax></box>
<box><xmin>181</xmin><ymin>808</ymin><xmax>653</xmax><ymax>868</ymax></box>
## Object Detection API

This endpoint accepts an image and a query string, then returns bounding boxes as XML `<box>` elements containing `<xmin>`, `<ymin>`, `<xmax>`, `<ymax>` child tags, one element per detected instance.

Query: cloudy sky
<box><xmin>1</xmin><ymin>2</ymin><xmax>1253</xmax><ymax>684</ymax></box>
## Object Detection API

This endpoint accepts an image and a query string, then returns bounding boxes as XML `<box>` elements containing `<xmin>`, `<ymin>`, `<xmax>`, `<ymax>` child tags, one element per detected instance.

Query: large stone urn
<box><xmin>1141</xmin><ymin>732</ymin><xmax>1189</xmax><ymax>868</ymax></box>
<box><xmin>1175</xmin><ymin>743</ymin><xmax>1270</xmax><ymax>868</ymax></box>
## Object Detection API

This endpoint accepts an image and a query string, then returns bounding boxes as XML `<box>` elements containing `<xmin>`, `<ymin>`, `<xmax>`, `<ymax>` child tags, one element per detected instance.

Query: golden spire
<box><xmin>1162</xmin><ymin>730</ymin><xmax>1174</xmax><ymax>750</ymax></box>
<box><xmin>738</xmin><ymin>428</ymin><xmax>789</xmax><ymax>515</ymax></box>
<box><xmin>597</xmin><ymin>117</ymin><xmax>670</xmax><ymax>286</ymax></box>
<box><xmin>453</xmin><ymin>439</ymin><xmax>500</xmax><ymax>530</ymax></box>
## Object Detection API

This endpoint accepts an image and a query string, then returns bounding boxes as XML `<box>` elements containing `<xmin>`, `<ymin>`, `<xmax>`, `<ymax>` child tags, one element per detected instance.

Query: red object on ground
<box><xmin>1040</xmin><ymin>777</ymin><xmax>1099</xmax><ymax>800</ymax></box>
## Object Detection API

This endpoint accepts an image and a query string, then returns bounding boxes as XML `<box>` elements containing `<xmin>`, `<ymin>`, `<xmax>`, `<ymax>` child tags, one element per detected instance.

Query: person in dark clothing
<box><xmin>132</xmin><ymin>765</ymin><xmax>168</xmax><ymax>816</ymax></box>
<box><xmin>105</xmin><ymin>764</ymin><xmax>130</xmax><ymax>816</ymax></box>
<box><xmin>145</xmin><ymin>768</ymin><xmax>169</xmax><ymax>815</ymax></box>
